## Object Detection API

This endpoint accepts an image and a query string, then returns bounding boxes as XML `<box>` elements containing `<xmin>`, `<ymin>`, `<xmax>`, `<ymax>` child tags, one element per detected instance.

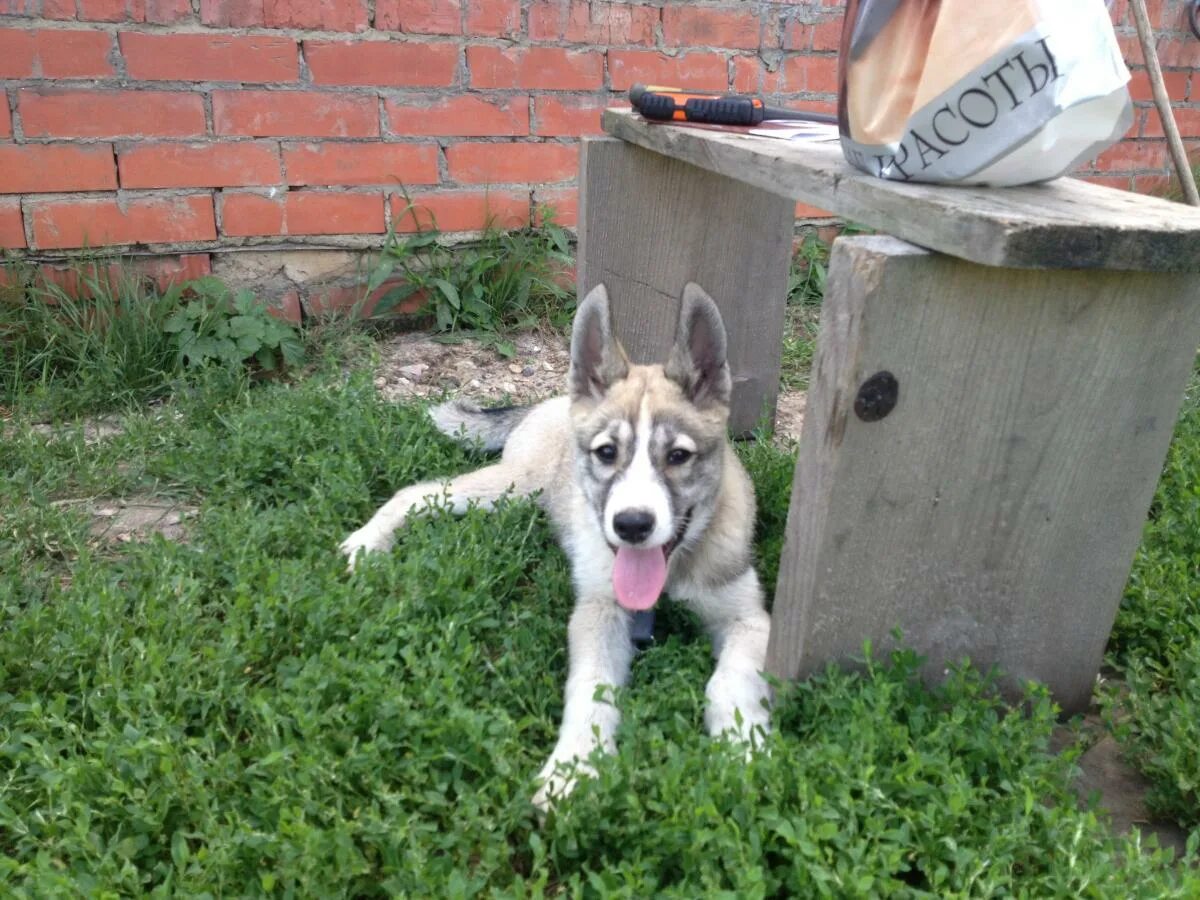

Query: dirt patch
<box><xmin>86</xmin><ymin>495</ymin><xmax>196</xmax><ymax>546</ymax></box>
<box><xmin>34</xmin><ymin>416</ymin><xmax>125</xmax><ymax>445</ymax></box>
<box><xmin>372</xmin><ymin>330</ymin><xmax>808</xmax><ymax>445</ymax></box>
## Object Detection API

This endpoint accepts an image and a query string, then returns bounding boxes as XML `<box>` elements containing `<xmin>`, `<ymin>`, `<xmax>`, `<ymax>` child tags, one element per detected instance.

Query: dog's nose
<box><xmin>613</xmin><ymin>509</ymin><xmax>656</xmax><ymax>544</ymax></box>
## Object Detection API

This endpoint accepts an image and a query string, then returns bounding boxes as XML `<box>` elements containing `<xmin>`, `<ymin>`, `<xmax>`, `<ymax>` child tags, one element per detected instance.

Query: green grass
<box><xmin>4</xmin><ymin>245</ymin><xmax>1200</xmax><ymax>893</ymax></box>
<box><xmin>3</xmin><ymin>364</ymin><xmax>1199</xmax><ymax>895</ymax></box>
<box><xmin>779</xmin><ymin>232</ymin><xmax>828</xmax><ymax>393</ymax></box>
<box><xmin>0</xmin><ymin>260</ymin><xmax>186</xmax><ymax>416</ymax></box>
<box><xmin>1103</xmin><ymin>368</ymin><xmax>1200</xmax><ymax>828</ymax></box>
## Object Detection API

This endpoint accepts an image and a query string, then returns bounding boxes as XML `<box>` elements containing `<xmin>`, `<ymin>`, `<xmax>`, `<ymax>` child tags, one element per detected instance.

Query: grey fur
<box><xmin>430</xmin><ymin>399</ymin><xmax>533</xmax><ymax>453</ymax></box>
<box><xmin>570</xmin><ymin>284</ymin><xmax>630</xmax><ymax>403</ymax></box>
<box><xmin>664</xmin><ymin>283</ymin><xmax>732</xmax><ymax>408</ymax></box>
<box><xmin>343</xmin><ymin>281</ymin><xmax>772</xmax><ymax>813</ymax></box>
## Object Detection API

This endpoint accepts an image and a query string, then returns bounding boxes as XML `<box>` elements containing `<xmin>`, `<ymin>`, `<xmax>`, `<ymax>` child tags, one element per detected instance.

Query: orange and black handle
<box><xmin>629</xmin><ymin>84</ymin><xmax>836</xmax><ymax>127</ymax></box>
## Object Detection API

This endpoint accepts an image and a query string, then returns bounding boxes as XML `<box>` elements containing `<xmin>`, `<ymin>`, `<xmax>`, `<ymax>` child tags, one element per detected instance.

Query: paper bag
<box><xmin>838</xmin><ymin>0</ymin><xmax>1132</xmax><ymax>186</ymax></box>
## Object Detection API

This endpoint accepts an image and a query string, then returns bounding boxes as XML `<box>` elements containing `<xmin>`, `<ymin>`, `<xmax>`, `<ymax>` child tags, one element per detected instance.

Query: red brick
<box><xmin>199</xmin><ymin>0</ymin><xmax>367</xmax><ymax>29</ymax></box>
<box><xmin>1093</xmin><ymin>139</ymin><xmax>1169</xmax><ymax>172</ymax></box>
<box><xmin>221</xmin><ymin>191</ymin><xmax>385</xmax><ymax>236</ymax></box>
<box><xmin>200</xmin><ymin>0</ymin><xmax>265</xmax><ymax>26</ymax></box>
<box><xmin>732</xmin><ymin>55</ymin><xmax>759</xmax><ymax>92</ymax></box>
<box><xmin>533</xmin><ymin>185</ymin><xmax>577</xmax><ymax>227</ymax></box>
<box><xmin>283</xmin><ymin>142</ymin><xmax>438</xmax><ymax>186</ymax></box>
<box><xmin>79</xmin><ymin>0</ymin><xmax>192</xmax><ymax>22</ymax></box>
<box><xmin>30</xmin><ymin>194</ymin><xmax>216</xmax><ymax>249</ymax></box>
<box><xmin>608</xmin><ymin>50</ymin><xmax>728</xmax><ymax>92</ymax></box>
<box><xmin>140</xmin><ymin>253</ymin><xmax>212</xmax><ymax>291</ymax></box>
<box><xmin>120</xmin><ymin>32</ymin><xmax>299</xmax><ymax>83</ymax></box>
<box><xmin>1128</xmin><ymin>69</ymin><xmax>1190</xmax><ymax>103</ymax></box>
<box><xmin>0</xmin><ymin>199</ymin><xmax>24</xmax><ymax>249</ymax></box>
<box><xmin>780</xmin><ymin>55</ymin><xmax>839</xmax><ymax>94</ymax></box>
<box><xmin>35</xmin><ymin>252</ymin><xmax>215</xmax><ymax>299</ymax></box>
<box><xmin>1142</xmin><ymin>106</ymin><xmax>1200</xmax><ymax>139</ymax></box>
<box><xmin>42</xmin><ymin>0</ymin><xmax>78</xmax><ymax>19</ymax></box>
<box><xmin>446</xmin><ymin>141</ymin><xmax>578</xmax><ymax>184</ymax></box>
<box><xmin>662</xmin><ymin>6</ymin><xmax>761</xmax><ymax>50</ymax></box>
<box><xmin>119</xmin><ymin>142</ymin><xmax>282</xmax><ymax>188</ymax></box>
<box><xmin>0</xmin><ymin>28</ymin><xmax>115</xmax><ymax>78</ymax></box>
<box><xmin>468</xmin><ymin>46</ymin><xmax>603</xmax><ymax>91</ymax></box>
<box><xmin>20</xmin><ymin>89</ymin><xmax>206</xmax><ymax>138</ymax></box>
<box><xmin>375</xmin><ymin>0</ymin><xmax>462</xmax><ymax>34</ymax></box>
<box><xmin>79</xmin><ymin>0</ymin><xmax>134</xmax><ymax>20</ymax></box>
<box><xmin>391</xmin><ymin>189</ymin><xmax>529</xmax><ymax>232</ymax></box>
<box><xmin>213</xmin><ymin>91</ymin><xmax>378</xmax><ymax>138</ymax></box>
<box><xmin>219</xmin><ymin>193</ymin><xmax>283</xmax><ymax>236</ymax></box>
<box><xmin>1155</xmin><ymin>36</ymin><xmax>1200</xmax><ymax>69</ymax></box>
<box><xmin>305</xmin><ymin>40</ymin><xmax>457</xmax><ymax>87</ymax></box>
<box><xmin>287</xmin><ymin>191</ymin><xmax>384</xmax><ymax>234</ymax></box>
<box><xmin>810</xmin><ymin>17</ymin><xmax>843</xmax><ymax>52</ymax></box>
<box><xmin>273</xmin><ymin>289</ymin><xmax>303</xmax><ymax>323</ymax></box>
<box><xmin>533</xmin><ymin>95</ymin><xmax>608</xmax><ymax>137</ymax></box>
<box><xmin>794</xmin><ymin>200</ymin><xmax>833</xmax><ymax>219</ymax></box>
<box><xmin>1133</xmin><ymin>173</ymin><xmax>1173</xmax><ymax>195</ymax></box>
<box><xmin>467</xmin><ymin>0</ymin><xmax>518</xmax><ymax>37</ymax></box>
<box><xmin>529</xmin><ymin>1</ymin><xmax>657</xmax><ymax>46</ymax></box>
<box><xmin>268</xmin><ymin>0</ymin><xmax>367</xmax><ymax>30</ymax></box>
<box><xmin>0</xmin><ymin>144</ymin><xmax>118</xmax><ymax>193</ymax></box>
<box><xmin>0</xmin><ymin>100</ymin><xmax>11</xmax><ymax>139</ymax></box>
<box><xmin>385</xmin><ymin>94</ymin><xmax>528</xmax><ymax>137</ymax></box>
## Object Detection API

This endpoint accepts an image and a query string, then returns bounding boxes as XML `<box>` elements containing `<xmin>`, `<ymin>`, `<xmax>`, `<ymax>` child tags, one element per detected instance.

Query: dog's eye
<box><xmin>593</xmin><ymin>444</ymin><xmax>618</xmax><ymax>464</ymax></box>
<box><xmin>667</xmin><ymin>448</ymin><xmax>693</xmax><ymax>466</ymax></box>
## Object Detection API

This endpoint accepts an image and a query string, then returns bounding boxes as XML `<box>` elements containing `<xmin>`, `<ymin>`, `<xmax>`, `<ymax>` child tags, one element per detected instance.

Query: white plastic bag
<box><xmin>838</xmin><ymin>0</ymin><xmax>1132</xmax><ymax>186</ymax></box>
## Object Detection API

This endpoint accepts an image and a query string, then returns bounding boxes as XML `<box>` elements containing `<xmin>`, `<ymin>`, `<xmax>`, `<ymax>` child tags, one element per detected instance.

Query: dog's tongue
<box><xmin>612</xmin><ymin>546</ymin><xmax>668</xmax><ymax>611</ymax></box>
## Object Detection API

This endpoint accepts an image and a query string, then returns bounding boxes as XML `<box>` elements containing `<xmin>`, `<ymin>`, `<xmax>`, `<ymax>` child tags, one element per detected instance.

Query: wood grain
<box><xmin>767</xmin><ymin>236</ymin><xmax>1200</xmax><ymax>712</ymax></box>
<box><xmin>578</xmin><ymin>137</ymin><xmax>795</xmax><ymax>434</ymax></box>
<box><xmin>604</xmin><ymin>109</ymin><xmax>1200</xmax><ymax>273</ymax></box>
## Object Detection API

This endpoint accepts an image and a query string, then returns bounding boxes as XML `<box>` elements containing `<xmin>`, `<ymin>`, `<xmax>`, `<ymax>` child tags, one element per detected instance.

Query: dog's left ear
<box><xmin>665</xmin><ymin>283</ymin><xmax>731</xmax><ymax>408</ymax></box>
<box><xmin>570</xmin><ymin>283</ymin><xmax>629</xmax><ymax>402</ymax></box>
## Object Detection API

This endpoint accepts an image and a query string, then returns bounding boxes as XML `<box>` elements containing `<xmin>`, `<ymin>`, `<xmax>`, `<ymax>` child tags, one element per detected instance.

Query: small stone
<box><xmin>543</xmin><ymin>361</ymin><xmax>554</xmax><ymax>371</ymax></box>
<box><xmin>508</xmin><ymin>363</ymin><xmax>522</xmax><ymax>374</ymax></box>
<box><xmin>522</xmin><ymin>365</ymin><xmax>536</xmax><ymax>377</ymax></box>
<box><xmin>502</xmin><ymin>382</ymin><xmax>517</xmax><ymax>394</ymax></box>
<box><xmin>95</xmin><ymin>507</ymin><xmax>118</xmax><ymax>518</ymax></box>
<box><xmin>469</xmin><ymin>379</ymin><xmax>481</xmax><ymax>389</ymax></box>
<box><xmin>398</xmin><ymin>363</ymin><xmax>428</xmax><ymax>381</ymax></box>
<box><xmin>399</xmin><ymin>377</ymin><xmax>411</xmax><ymax>385</ymax></box>
<box><xmin>374</xmin><ymin>377</ymin><xmax>387</xmax><ymax>388</ymax></box>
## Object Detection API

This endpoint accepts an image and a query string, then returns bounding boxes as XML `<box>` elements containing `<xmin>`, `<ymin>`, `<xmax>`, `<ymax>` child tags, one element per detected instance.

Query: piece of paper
<box><xmin>748</xmin><ymin>120</ymin><xmax>841</xmax><ymax>142</ymax></box>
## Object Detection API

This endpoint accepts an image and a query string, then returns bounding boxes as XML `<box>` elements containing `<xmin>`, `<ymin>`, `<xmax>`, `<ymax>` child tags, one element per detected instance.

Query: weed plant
<box><xmin>0</xmin><ymin>260</ymin><xmax>304</xmax><ymax>418</ymax></box>
<box><xmin>0</xmin><ymin>261</ymin><xmax>183</xmax><ymax>415</ymax></box>
<box><xmin>367</xmin><ymin>206</ymin><xmax>574</xmax><ymax>357</ymax></box>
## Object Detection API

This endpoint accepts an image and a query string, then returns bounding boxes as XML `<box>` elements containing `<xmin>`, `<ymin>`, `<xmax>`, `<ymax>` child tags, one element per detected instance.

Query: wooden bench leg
<box><xmin>577</xmin><ymin>137</ymin><xmax>795</xmax><ymax>435</ymax></box>
<box><xmin>767</xmin><ymin>235</ymin><xmax>1200</xmax><ymax>713</ymax></box>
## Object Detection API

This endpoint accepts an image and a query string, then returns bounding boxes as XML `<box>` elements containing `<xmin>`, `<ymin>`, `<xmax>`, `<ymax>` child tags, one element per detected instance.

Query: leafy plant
<box><xmin>162</xmin><ymin>277</ymin><xmax>304</xmax><ymax>372</ymax></box>
<box><xmin>365</xmin><ymin>202</ymin><xmax>575</xmax><ymax>356</ymax></box>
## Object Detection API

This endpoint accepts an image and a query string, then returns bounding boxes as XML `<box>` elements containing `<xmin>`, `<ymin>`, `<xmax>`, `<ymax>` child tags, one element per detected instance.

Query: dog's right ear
<box><xmin>570</xmin><ymin>284</ymin><xmax>628</xmax><ymax>402</ymax></box>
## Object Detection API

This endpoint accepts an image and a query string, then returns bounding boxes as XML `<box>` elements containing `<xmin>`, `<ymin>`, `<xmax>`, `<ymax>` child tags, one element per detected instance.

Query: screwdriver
<box><xmin>629</xmin><ymin>84</ymin><xmax>838</xmax><ymax>127</ymax></box>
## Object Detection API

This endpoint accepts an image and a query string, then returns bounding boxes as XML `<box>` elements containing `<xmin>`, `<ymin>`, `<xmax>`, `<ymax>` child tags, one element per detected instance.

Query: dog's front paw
<box><xmin>532</xmin><ymin>754</ymin><xmax>597</xmax><ymax>814</ymax></box>
<box><xmin>705</xmin><ymin>667</ymin><xmax>771</xmax><ymax>748</ymax></box>
<box><xmin>340</xmin><ymin>527</ymin><xmax>392</xmax><ymax>571</ymax></box>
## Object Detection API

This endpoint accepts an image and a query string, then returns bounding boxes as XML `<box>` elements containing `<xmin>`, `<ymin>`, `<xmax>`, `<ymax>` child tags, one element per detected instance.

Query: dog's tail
<box><xmin>429</xmin><ymin>399</ymin><xmax>534</xmax><ymax>452</ymax></box>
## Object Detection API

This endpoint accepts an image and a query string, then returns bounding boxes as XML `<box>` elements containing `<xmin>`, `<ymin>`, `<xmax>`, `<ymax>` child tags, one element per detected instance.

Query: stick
<box><xmin>1129</xmin><ymin>0</ymin><xmax>1200</xmax><ymax>205</ymax></box>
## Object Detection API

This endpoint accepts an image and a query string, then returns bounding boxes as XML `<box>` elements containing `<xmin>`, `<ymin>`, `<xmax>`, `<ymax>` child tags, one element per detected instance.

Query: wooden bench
<box><xmin>579</xmin><ymin>109</ymin><xmax>1200</xmax><ymax>713</ymax></box>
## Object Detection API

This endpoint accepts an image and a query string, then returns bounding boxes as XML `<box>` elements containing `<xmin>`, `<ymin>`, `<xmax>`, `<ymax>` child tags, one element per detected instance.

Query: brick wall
<box><xmin>0</xmin><ymin>1</ymin><xmax>1197</xmax><ymax>284</ymax></box>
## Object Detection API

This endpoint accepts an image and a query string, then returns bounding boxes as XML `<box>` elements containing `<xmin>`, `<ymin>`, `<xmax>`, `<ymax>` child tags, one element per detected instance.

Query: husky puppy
<box><xmin>341</xmin><ymin>283</ymin><xmax>772</xmax><ymax>810</ymax></box>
